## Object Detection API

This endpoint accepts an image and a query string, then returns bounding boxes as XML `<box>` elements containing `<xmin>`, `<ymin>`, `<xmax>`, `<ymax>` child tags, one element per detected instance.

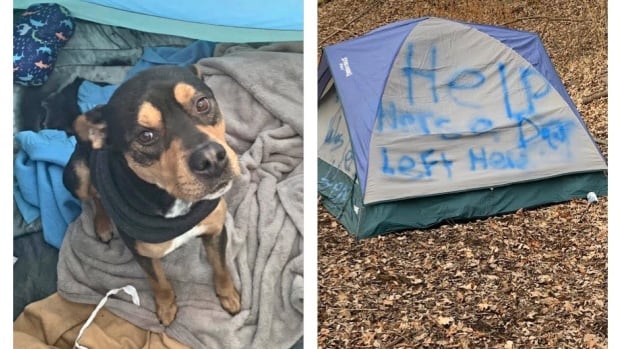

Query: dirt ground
<box><xmin>317</xmin><ymin>1</ymin><xmax>608</xmax><ymax>348</ymax></box>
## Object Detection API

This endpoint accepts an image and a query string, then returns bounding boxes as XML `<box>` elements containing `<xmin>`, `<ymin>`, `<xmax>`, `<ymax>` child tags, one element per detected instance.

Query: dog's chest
<box><xmin>166</xmin><ymin>224</ymin><xmax>206</xmax><ymax>254</ymax></box>
<box><xmin>134</xmin><ymin>199</ymin><xmax>224</xmax><ymax>258</ymax></box>
<box><xmin>134</xmin><ymin>224</ymin><xmax>206</xmax><ymax>258</ymax></box>
<box><xmin>164</xmin><ymin>199</ymin><xmax>193</xmax><ymax>218</ymax></box>
<box><xmin>162</xmin><ymin>199</ymin><xmax>203</xmax><ymax>254</ymax></box>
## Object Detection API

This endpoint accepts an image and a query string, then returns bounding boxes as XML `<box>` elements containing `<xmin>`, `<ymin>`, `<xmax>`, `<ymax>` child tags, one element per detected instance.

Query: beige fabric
<box><xmin>13</xmin><ymin>293</ymin><xmax>189</xmax><ymax>349</ymax></box>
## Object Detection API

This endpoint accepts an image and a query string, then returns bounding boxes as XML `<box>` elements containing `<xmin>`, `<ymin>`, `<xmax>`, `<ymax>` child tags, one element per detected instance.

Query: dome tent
<box><xmin>318</xmin><ymin>17</ymin><xmax>607</xmax><ymax>239</ymax></box>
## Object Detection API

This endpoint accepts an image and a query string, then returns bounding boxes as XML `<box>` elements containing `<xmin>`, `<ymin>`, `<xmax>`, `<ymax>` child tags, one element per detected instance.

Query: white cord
<box><xmin>74</xmin><ymin>285</ymin><xmax>141</xmax><ymax>349</ymax></box>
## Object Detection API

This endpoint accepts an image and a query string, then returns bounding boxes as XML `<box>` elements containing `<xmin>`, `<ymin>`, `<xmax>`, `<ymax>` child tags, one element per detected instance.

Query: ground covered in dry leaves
<box><xmin>317</xmin><ymin>1</ymin><xmax>608</xmax><ymax>348</ymax></box>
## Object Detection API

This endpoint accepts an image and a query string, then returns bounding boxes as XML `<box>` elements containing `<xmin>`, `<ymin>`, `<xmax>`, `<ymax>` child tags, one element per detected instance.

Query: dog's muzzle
<box><xmin>188</xmin><ymin>142</ymin><xmax>229</xmax><ymax>177</ymax></box>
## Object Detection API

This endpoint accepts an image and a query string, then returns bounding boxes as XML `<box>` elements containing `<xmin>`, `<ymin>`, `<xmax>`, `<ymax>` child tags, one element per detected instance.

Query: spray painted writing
<box><xmin>323</xmin><ymin>114</ymin><xmax>345</xmax><ymax>150</ymax></box>
<box><xmin>318</xmin><ymin>176</ymin><xmax>351</xmax><ymax>204</ymax></box>
<box><xmin>321</xmin><ymin>110</ymin><xmax>356</xmax><ymax>175</ymax></box>
<box><xmin>378</xmin><ymin>42</ymin><xmax>575</xmax><ymax>181</ymax></box>
<box><xmin>381</xmin><ymin>147</ymin><xmax>453</xmax><ymax>179</ymax></box>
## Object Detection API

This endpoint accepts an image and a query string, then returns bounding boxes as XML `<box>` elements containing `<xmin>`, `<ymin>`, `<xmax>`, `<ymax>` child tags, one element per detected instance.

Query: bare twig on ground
<box><xmin>501</xmin><ymin>16</ymin><xmax>585</xmax><ymax>26</ymax></box>
<box><xmin>319</xmin><ymin>0</ymin><xmax>383</xmax><ymax>47</ymax></box>
<box><xmin>582</xmin><ymin>90</ymin><xmax>608</xmax><ymax>104</ymax></box>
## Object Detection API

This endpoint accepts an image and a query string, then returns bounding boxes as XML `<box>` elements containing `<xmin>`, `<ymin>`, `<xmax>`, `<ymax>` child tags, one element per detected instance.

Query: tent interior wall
<box><xmin>13</xmin><ymin>1</ymin><xmax>303</xmax><ymax>348</ymax></box>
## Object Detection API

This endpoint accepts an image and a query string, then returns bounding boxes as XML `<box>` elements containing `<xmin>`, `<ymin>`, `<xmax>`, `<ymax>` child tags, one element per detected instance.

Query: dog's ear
<box><xmin>73</xmin><ymin>105</ymin><xmax>107</xmax><ymax>149</ymax></box>
<box><xmin>188</xmin><ymin>64</ymin><xmax>205</xmax><ymax>79</ymax></box>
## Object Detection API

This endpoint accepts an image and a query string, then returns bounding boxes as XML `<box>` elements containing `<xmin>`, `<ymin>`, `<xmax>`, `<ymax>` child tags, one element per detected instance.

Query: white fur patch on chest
<box><xmin>164</xmin><ymin>199</ymin><xmax>193</xmax><ymax>218</ymax></box>
<box><xmin>163</xmin><ymin>224</ymin><xmax>206</xmax><ymax>255</ymax></box>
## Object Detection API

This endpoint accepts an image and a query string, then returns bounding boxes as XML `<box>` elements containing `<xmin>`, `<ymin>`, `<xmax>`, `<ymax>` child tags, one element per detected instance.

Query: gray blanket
<box><xmin>57</xmin><ymin>43</ymin><xmax>303</xmax><ymax>349</ymax></box>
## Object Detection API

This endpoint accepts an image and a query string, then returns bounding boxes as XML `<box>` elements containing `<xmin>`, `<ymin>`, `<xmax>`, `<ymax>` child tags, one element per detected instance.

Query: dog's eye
<box><xmin>137</xmin><ymin>130</ymin><xmax>157</xmax><ymax>145</ymax></box>
<box><xmin>195</xmin><ymin>97</ymin><xmax>210</xmax><ymax>113</ymax></box>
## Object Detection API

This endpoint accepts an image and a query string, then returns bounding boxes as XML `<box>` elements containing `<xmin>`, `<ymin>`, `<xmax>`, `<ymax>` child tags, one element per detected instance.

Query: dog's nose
<box><xmin>188</xmin><ymin>142</ymin><xmax>228</xmax><ymax>176</ymax></box>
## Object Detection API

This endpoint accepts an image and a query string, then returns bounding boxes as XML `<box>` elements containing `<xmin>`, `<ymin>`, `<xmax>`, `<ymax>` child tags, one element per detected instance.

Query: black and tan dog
<box><xmin>63</xmin><ymin>65</ymin><xmax>241</xmax><ymax>325</ymax></box>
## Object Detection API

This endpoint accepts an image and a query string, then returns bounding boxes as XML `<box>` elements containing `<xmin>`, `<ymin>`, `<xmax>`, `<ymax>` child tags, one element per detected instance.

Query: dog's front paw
<box><xmin>94</xmin><ymin>212</ymin><xmax>113</xmax><ymax>243</ymax></box>
<box><xmin>218</xmin><ymin>287</ymin><xmax>241</xmax><ymax>315</ymax></box>
<box><xmin>156</xmin><ymin>299</ymin><xmax>178</xmax><ymax>326</ymax></box>
<box><xmin>95</xmin><ymin>228</ymin><xmax>113</xmax><ymax>243</ymax></box>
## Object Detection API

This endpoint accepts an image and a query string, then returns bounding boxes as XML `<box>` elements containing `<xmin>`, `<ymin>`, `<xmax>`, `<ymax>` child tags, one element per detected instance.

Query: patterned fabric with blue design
<box><xmin>13</xmin><ymin>3</ymin><xmax>75</xmax><ymax>87</ymax></box>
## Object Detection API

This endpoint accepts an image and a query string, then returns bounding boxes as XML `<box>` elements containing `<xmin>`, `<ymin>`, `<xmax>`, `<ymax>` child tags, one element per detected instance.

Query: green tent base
<box><xmin>319</xmin><ymin>159</ymin><xmax>607</xmax><ymax>239</ymax></box>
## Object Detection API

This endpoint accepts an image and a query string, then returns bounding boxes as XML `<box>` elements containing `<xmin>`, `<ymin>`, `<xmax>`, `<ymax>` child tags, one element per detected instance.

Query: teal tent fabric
<box><xmin>14</xmin><ymin>0</ymin><xmax>303</xmax><ymax>43</ymax></box>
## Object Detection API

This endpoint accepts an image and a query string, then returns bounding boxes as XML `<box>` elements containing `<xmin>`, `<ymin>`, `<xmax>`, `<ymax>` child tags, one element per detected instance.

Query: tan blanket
<box><xmin>14</xmin><ymin>293</ymin><xmax>190</xmax><ymax>349</ymax></box>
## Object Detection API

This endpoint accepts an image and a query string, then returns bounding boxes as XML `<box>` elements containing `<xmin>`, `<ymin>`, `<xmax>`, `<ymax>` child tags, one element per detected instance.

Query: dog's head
<box><xmin>74</xmin><ymin>65</ymin><xmax>240</xmax><ymax>202</ymax></box>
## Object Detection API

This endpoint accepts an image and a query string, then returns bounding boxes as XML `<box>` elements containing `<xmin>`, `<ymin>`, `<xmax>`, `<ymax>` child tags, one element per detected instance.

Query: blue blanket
<box><xmin>14</xmin><ymin>130</ymin><xmax>80</xmax><ymax>249</ymax></box>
